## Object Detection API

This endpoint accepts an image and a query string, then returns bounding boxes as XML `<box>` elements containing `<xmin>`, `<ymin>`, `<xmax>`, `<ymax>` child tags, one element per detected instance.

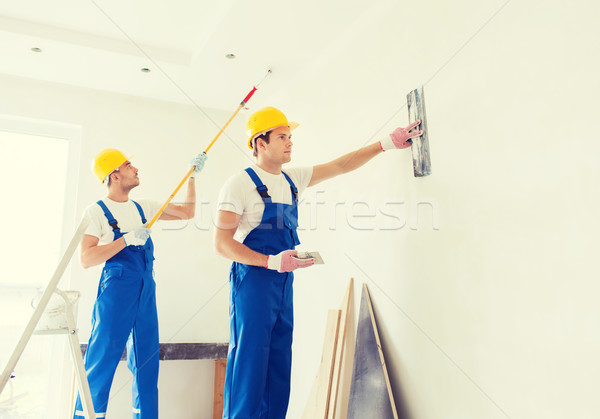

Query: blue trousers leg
<box><xmin>260</xmin><ymin>275</ymin><xmax>293</xmax><ymax>418</ymax></box>
<box><xmin>223</xmin><ymin>268</ymin><xmax>294</xmax><ymax>419</ymax></box>
<box><xmin>127</xmin><ymin>274</ymin><xmax>159</xmax><ymax>419</ymax></box>
<box><xmin>73</xmin><ymin>267</ymin><xmax>141</xmax><ymax>418</ymax></box>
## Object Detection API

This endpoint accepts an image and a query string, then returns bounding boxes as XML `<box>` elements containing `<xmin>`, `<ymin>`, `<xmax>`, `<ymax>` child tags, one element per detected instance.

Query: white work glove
<box><xmin>380</xmin><ymin>121</ymin><xmax>422</xmax><ymax>151</ymax></box>
<box><xmin>123</xmin><ymin>227</ymin><xmax>151</xmax><ymax>246</ymax></box>
<box><xmin>266</xmin><ymin>250</ymin><xmax>314</xmax><ymax>273</ymax></box>
<box><xmin>190</xmin><ymin>152</ymin><xmax>208</xmax><ymax>179</ymax></box>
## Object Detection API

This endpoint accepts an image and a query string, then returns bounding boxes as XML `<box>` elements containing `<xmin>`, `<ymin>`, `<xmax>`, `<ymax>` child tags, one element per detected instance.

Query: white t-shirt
<box><xmin>83</xmin><ymin>198</ymin><xmax>162</xmax><ymax>244</ymax></box>
<box><xmin>217</xmin><ymin>165</ymin><xmax>313</xmax><ymax>242</ymax></box>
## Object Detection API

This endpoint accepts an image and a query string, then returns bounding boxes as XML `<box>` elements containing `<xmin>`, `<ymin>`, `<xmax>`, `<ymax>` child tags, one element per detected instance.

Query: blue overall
<box><xmin>74</xmin><ymin>200</ymin><xmax>159</xmax><ymax>419</ymax></box>
<box><xmin>223</xmin><ymin>168</ymin><xmax>301</xmax><ymax>419</ymax></box>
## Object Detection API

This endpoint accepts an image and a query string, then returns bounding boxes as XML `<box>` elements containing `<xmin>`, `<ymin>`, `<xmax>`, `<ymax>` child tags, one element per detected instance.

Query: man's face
<box><xmin>112</xmin><ymin>160</ymin><xmax>140</xmax><ymax>190</ymax></box>
<box><xmin>259</xmin><ymin>126</ymin><xmax>293</xmax><ymax>163</ymax></box>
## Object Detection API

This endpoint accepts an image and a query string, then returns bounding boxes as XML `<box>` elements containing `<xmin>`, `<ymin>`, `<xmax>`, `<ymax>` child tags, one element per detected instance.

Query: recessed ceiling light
<box><xmin>225</xmin><ymin>53</ymin><xmax>236</xmax><ymax>59</ymax></box>
<box><xmin>31</xmin><ymin>47</ymin><xmax>42</xmax><ymax>53</ymax></box>
<box><xmin>141</xmin><ymin>68</ymin><xmax>151</xmax><ymax>73</ymax></box>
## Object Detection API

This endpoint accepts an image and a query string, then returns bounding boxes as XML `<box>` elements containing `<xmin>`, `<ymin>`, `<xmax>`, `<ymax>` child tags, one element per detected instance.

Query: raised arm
<box><xmin>159</xmin><ymin>177</ymin><xmax>196</xmax><ymax>221</ymax></box>
<box><xmin>309</xmin><ymin>142</ymin><xmax>381</xmax><ymax>187</ymax></box>
<box><xmin>158</xmin><ymin>152</ymin><xmax>208</xmax><ymax>221</ymax></box>
<box><xmin>308</xmin><ymin>121</ymin><xmax>422</xmax><ymax>187</ymax></box>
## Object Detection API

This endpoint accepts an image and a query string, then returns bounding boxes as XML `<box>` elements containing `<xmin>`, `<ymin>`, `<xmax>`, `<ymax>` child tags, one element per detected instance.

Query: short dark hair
<box><xmin>106</xmin><ymin>172</ymin><xmax>114</xmax><ymax>187</ymax></box>
<box><xmin>252</xmin><ymin>131</ymin><xmax>271</xmax><ymax>157</ymax></box>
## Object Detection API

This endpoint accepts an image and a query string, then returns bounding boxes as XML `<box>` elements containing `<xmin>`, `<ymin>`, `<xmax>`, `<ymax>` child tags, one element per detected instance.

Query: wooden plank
<box><xmin>303</xmin><ymin>370</ymin><xmax>319</xmax><ymax>419</ymax></box>
<box><xmin>348</xmin><ymin>284</ymin><xmax>398</xmax><ymax>419</ymax></box>
<box><xmin>213</xmin><ymin>358</ymin><xmax>227</xmax><ymax>419</ymax></box>
<box><xmin>302</xmin><ymin>309</ymin><xmax>341</xmax><ymax>419</ymax></box>
<box><xmin>327</xmin><ymin>278</ymin><xmax>353</xmax><ymax>419</ymax></box>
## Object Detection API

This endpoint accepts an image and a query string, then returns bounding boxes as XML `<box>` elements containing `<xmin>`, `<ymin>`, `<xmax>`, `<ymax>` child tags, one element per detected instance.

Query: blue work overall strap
<box><xmin>281</xmin><ymin>171</ymin><xmax>298</xmax><ymax>204</ymax></box>
<box><xmin>240</xmin><ymin>167</ymin><xmax>300</xmax><ymax>254</ymax></box>
<box><xmin>244</xmin><ymin>167</ymin><xmax>298</xmax><ymax>205</ymax></box>
<box><xmin>96</xmin><ymin>200</ymin><xmax>154</xmax><ymax>273</ymax></box>
<box><xmin>244</xmin><ymin>167</ymin><xmax>272</xmax><ymax>204</ymax></box>
<box><xmin>96</xmin><ymin>200</ymin><xmax>120</xmax><ymax>234</ymax></box>
<box><xmin>132</xmin><ymin>200</ymin><xmax>148</xmax><ymax>224</ymax></box>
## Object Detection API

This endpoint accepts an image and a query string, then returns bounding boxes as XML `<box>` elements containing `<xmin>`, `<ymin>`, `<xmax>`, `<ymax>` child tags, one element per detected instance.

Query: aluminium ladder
<box><xmin>0</xmin><ymin>218</ymin><xmax>95</xmax><ymax>418</ymax></box>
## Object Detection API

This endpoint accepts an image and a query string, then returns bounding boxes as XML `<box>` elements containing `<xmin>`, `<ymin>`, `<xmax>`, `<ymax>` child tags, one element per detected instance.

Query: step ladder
<box><xmin>0</xmin><ymin>218</ymin><xmax>96</xmax><ymax>418</ymax></box>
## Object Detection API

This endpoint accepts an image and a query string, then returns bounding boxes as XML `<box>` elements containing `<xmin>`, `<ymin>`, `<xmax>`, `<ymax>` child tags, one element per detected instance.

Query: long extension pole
<box><xmin>145</xmin><ymin>69</ymin><xmax>272</xmax><ymax>229</ymax></box>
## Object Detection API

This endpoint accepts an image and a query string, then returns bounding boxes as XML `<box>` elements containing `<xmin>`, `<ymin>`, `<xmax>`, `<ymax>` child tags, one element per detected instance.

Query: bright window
<box><xmin>0</xmin><ymin>131</ymin><xmax>69</xmax><ymax>286</ymax></box>
<box><xmin>0</xmin><ymin>118</ymin><xmax>80</xmax><ymax>418</ymax></box>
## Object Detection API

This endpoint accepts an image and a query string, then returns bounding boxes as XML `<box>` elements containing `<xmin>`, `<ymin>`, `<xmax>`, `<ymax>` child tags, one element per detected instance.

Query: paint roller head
<box><xmin>255</xmin><ymin>69</ymin><xmax>272</xmax><ymax>88</ymax></box>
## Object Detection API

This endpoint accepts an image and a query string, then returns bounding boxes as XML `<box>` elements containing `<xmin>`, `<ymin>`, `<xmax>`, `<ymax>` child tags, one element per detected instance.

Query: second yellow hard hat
<box><xmin>246</xmin><ymin>107</ymin><xmax>299</xmax><ymax>149</ymax></box>
<box><xmin>92</xmin><ymin>148</ymin><xmax>131</xmax><ymax>183</ymax></box>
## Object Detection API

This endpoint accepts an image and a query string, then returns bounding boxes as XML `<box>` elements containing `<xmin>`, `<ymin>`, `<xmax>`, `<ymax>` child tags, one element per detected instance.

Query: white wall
<box><xmin>2</xmin><ymin>0</ymin><xmax>600</xmax><ymax>417</ymax></box>
<box><xmin>287</xmin><ymin>1</ymin><xmax>600</xmax><ymax>419</ymax></box>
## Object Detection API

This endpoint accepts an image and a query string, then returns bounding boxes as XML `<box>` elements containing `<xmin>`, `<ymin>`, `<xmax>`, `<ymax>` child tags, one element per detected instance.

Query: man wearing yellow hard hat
<box><xmin>214</xmin><ymin>106</ymin><xmax>421</xmax><ymax>418</ymax></box>
<box><xmin>73</xmin><ymin>149</ymin><xmax>207</xmax><ymax>419</ymax></box>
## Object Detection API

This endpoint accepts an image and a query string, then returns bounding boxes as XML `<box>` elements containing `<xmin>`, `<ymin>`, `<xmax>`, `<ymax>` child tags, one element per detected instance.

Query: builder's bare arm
<box><xmin>214</xmin><ymin>210</ymin><xmax>268</xmax><ymax>267</ymax></box>
<box><xmin>308</xmin><ymin>122</ymin><xmax>422</xmax><ymax>187</ymax></box>
<box><xmin>80</xmin><ymin>234</ymin><xmax>126</xmax><ymax>269</ymax></box>
<box><xmin>158</xmin><ymin>178</ymin><xmax>196</xmax><ymax>221</ymax></box>
<box><xmin>309</xmin><ymin>142</ymin><xmax>381</xmax><ymax>187</ymax></box>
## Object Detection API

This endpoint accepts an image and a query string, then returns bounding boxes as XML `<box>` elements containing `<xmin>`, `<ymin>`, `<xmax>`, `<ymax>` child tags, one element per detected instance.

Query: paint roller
<box><xmin>145</xmin><ymin>69</ymin><xmax>272</xmax><ymax>229</ymax></box>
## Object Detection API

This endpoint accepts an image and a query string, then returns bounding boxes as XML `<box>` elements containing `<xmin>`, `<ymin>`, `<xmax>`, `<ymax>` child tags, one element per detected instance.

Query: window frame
<box><xmin>0</xmin><ymin>113</ymin><xmax>82</xmax><ymax>417</ymax></box>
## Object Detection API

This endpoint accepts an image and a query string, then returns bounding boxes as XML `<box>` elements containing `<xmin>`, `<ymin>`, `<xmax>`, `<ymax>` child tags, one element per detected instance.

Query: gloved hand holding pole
<box><xmin>145</xmin><ymin>70</ymin><xmax>272</xmax><ymax>229</ymax></box>
<box><xmin>123</xmin><ymin>227</ymin><xmax>151</xmax><ymax>246</ymax></box>
<box><xmin>190</xmin><ymin>152</ymin><xmax>208</xmax><ymax>179</ymax></box>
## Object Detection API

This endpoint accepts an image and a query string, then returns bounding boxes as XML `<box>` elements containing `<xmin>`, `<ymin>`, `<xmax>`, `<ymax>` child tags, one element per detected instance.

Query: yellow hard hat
<box><xmin>92</xmin><ymin>148</ymin><xmax>131</xmax><ymax>183</ymax></box>
<box><xmin>246</xmin><ymin>106</ymin><xmax>299</xmax><ymax>149</ymax></box>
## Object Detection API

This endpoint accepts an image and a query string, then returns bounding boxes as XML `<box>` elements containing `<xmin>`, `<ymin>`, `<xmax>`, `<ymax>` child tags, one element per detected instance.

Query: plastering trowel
<box><xmin>407</xmin><ymin>86</ymin><xmax>431</xmax><ymax>177</ymax></box>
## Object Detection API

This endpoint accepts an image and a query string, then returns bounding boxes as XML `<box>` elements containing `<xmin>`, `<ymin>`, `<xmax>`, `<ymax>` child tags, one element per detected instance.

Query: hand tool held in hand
<box><xmin>294</xmin><ymin>251</ymin><xmax>324</xmax><ymax>264</ymax></box>
<box><xmin>406</xmin><ymin>86</ymin><xmax>431</xmax><ymax>177</ymax></box>
<box><xmin>266</xmin><ymin>250</ymin><xmax>315</xmax><ymax>273</ymax></box>
<box><xmin>380</xmin><ymin>121</ymin><xmax>423</xmax><ymax>151</ymax></box>
<box><xmin>145</xmin><ymin>70</ymin><xmax>272</xmax><ymax>229</ymax></box>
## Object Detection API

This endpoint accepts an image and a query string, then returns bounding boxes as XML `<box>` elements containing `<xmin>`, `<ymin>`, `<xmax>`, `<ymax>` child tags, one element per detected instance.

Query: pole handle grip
<box><xmin>241</xmin><ymin>87</ymin><xmax>257</xmax><ymax>105</ymax></box>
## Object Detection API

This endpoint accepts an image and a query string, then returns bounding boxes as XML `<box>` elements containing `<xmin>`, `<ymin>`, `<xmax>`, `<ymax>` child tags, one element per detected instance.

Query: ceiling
<box><xmin>0</xmin><ymin>0</ymin><xmax>503</xmax><ymax>142</ymax></box>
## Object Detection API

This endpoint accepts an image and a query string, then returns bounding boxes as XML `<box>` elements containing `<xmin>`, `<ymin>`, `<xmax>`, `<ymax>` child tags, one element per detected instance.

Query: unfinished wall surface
<box><xmin>1</xmin><ymin>0</ymin><xmax>599</xmax><ymax>418</ymax></box>
<box><xmin>289</xmin><ymin>1</ymin><xmax>600</xmax><ymax>418</ymax></box>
